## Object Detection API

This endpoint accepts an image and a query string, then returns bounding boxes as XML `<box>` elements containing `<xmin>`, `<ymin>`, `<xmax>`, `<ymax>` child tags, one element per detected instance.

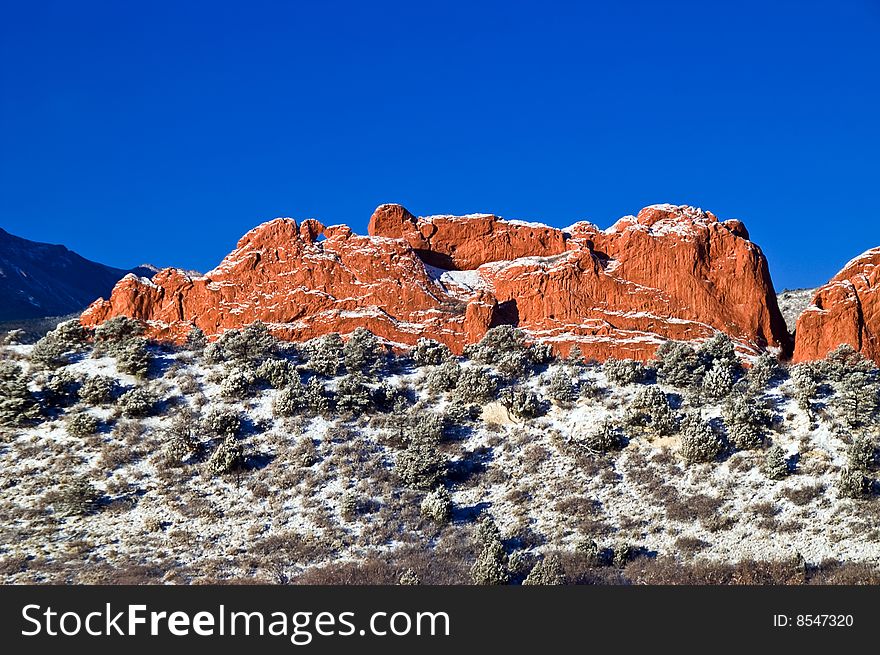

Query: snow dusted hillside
<box><xmin>778</xmin><ymin>288</ymin><xmax>817</xmax><ymax>334</ymax></box>
<box><xmin>2</xmin><ymin>320</ymin><xmax>880</xmax><ymax>584</ymax></box>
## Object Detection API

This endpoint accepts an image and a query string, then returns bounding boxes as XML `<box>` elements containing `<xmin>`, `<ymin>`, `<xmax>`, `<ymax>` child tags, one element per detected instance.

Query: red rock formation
<box><xmin>793</xmin><ymin>248</ymin><xmax>880</xmax><ymax>363</ymax></box>
<box><xmin>368</xmin><ymin>204</ymin><xmax>568</xmax><ymax>270</ymax></box>
<box><xmin>81</xmin><ymin>204</ymin><xmax>792</xmax><ymax>360</ymax></box>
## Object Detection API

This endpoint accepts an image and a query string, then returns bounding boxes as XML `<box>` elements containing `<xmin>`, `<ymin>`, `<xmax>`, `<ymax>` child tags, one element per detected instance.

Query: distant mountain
<box><xmin>0</xmin><ymin>227</ymin><xmax>155</xmax><ymax>321</ymax></box>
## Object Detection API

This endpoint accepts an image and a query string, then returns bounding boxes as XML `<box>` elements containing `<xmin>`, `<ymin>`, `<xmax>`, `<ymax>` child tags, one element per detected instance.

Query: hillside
<box><xmin>1</xmin><ymin>321</ymin><xmax>879</xmax><ymax>584</ymax></box>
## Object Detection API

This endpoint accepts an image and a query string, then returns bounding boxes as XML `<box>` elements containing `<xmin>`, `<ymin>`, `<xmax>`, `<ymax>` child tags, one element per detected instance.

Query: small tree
<box><xmin>256</xmin><ymin>358</ymin><xmax>298</xmax><ymax>388</ymax></box>
<box><xmin>162</xmin><ymin>410</ymin><xmax>201</xmax><ymax>466</ymax></box>
<box><xmin>452</xmin><ymin>366</ymin><xmax>497</xmax><ymax>404</ymax></box>
<box><xmin>420</xmin><ymin>488</ymin><xmax>452</xmax><ymax>523</ymax></box>
<box><xmin>746</xmin><ymin>353</ymin><xmax>781</xmax><ymax>392</ymax></box>
<box><xmin>79</xmin><ymin>374</ymin><xmax>118</xmax><ymax>405</ymax></box>
<box><xmin>847</xmin><ymin>436</ymin><xmax>877</xmax><ymax>471</ymax></box>
<box><xmin>837</xmin><ymin>467</ymin><xmax>871</xmax><ymax>499</ymax></box>
<box><xmin>410</xmin><ymin>338</ymin><xmax>452</xmax><ymax>366</ymax></box>
<box><xmin>93</xmin><ymin>316</ymin><xmax>144</xmax><ymax>355</ymax></box>
<box><xmin>396</xmin><ymin>439</ymin><xmax>446</xmax><ymax>489</ymax></box>
<box><xmin>654</xmin><ymin>341</ymin><xmax>705</xmax><ymax>388</ymax></box>
<box><xmin>66</xmin><ymin>412</ymin><xmax>99</xmax><ymax>438</ymax></box>
<box><xmin>723</xmin><ymin>394</ymin><xmax>772</xmax><ymax>450</ymax></box>
<box><xmin>0</xmin><ymin>362</ymin><xmax>40</xmax><ymax>426</ymax></box>
<box><xmin>465</xmin><ymin>325</ymin><xmax>551</xmax><ymax>379</ymax></box>
<box><xmin>117</xmin><ymin>387</ymin><xmax>156</xmax><ymax>417</ymax></box>
<box><xmin>836</xmin><ymin>371</ymin><xmax>880</xmax><ymax>429</ymax></box>
<box><xmin>30</xmin><ymin>319</ymin><xmax>90</xmax><ymax>368</ymax></box>
<box><xmin>272</xmin><ymin>377</ymin><xmax>308</xmax><ymax>417</ymax></box>
<box><xmin>425</xmin><ymin>360</ymin><xmax>461</xmax><ymax>394</ymax></box>
<box><xmin>546</xmin><ymin>367</ymin><xmax>579</xmax><ymax>407</ymax></box>
<box><xmin>522</xmin><ymin>554</ymin><xmax>565</xmax><ymax>585</ymax></box>
<box><xmin>627</xmin><ymin>386</ymin><xmax>677</xmax><ymax>436</ymax></box>
<box><xmin>186</xmin><ymin>326</ymin><xmax>208</xmax><ymax>352</ymax></box>
<box><xmin>335</xmin><ymin>372</ymin><xmax>375</xmax><ymax>414</ymax></box>
<box><xmin>500</xmin><ymin>387</ymin><xmax>545</xmax><ymax>421</ymax></box>
<box><xmin>579</xmin><ymin>419</ymin><xmax>625</xmax><ymax>453</ymax></box>
<box><xmin>220</xmin><ymin>370</ymin><xmax>251</xmax><ymax>400</ymax></box>
<box><xmin>343</xmin><ymin>327</ymin><xmax>383</xmax><ymax>375</ymax></box>
<box><xmin>204</xmin><ymin>321</ymin><xmax>276</xmax><ymax>364</ymax></box>
<box><xmin>697</xmin><ymin>332</ymin><xmax>739</xmax><ymax>370</ymax></box>
<box><xmin>790</xmin><ymin>363</ymin><xmax>822</xmax><ymax>416</ymax></box>
<box><xmin>202</xmin><ymin>408</ymin><xmax>241</xmax><ymax>439</ymax></box>
<box><xmin>54</xmin><ymin>476</ymin><xmax>100</xmax><ymax>517</ymax></box>
<box><xmin>702</xmin><ymin>362</ymin><xmax>735</xmax><ymax>400</ymax></box>
<box><xmin>678</xmin><ymin>411</ymin><xmax>723</xmax><ymax>465</ymax></box>
<box><xmin>603</xmin><ymin>358</ymin><xmax>646</xmax><ymax>386</ymax></box>
<box><xmin>304</xmin><ymin>377</ymin><xmax>331</xmax><ymax>415</ymax></box>
<box><xmin>762</xmin><ymin>445</ymin><xmax>790</xmax><ymax>480</ymax></box>
<box><xmin>471</xmin><ymin>516</ymin><xmax>509</xmax><ymax>585</ymax></box>
<box><xmin>207</xmin><ymin>436</ymin><xmax>243</xmax><ymax>475</ymax></box>
<box><xmin>303</xmin><ymin>333</ymin><xmax>345</xmax><ymax>377</ymax></box>
<box><xmin>115</xmin><ymin>337</ymin><xmax>151</xmax><ymax>378</ymax></box>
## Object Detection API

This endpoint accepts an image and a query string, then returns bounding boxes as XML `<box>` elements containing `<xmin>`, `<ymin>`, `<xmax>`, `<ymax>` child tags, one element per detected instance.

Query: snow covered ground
<box><xmin>1</xmin><ymin>331</ymin><xmax>879</xmax><ymax>584</ymax></box>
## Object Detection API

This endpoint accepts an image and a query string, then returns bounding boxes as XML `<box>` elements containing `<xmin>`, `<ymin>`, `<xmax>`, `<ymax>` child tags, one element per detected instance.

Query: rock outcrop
<box><xmin>793</xmin><ymin>248</ymin><xmax>880</xmax><ymax>363</ymax></box>
<box><xmin>81</xmin><ymin>203</ymin><xmax>792</xmax><ymax>360</ymax></box>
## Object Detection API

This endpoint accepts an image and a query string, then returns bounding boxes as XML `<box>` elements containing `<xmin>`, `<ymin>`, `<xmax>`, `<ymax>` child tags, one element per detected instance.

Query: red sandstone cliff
<box><xmin>81</xmin><ymin>204</ymin><xmax>792</xmax><ymax>360</ymax></box>
<box><xmin>793</xmin><ymin>248</ymin><xmax>880</xmax><ymax>363</ymax></box>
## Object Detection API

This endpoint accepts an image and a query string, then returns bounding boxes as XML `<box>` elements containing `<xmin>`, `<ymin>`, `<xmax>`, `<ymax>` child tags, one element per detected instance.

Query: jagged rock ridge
<box><xmin>81</xmin><ymin>204</ymin><xmax>792</xmax><ymax>360</ymax></box>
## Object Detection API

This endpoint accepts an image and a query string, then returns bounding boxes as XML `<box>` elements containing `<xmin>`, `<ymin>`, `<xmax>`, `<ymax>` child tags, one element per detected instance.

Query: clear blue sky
<box><xmin>1</xmin><ymin>0</ymin><xmax>878</xmax><ymax>290</ymax></box>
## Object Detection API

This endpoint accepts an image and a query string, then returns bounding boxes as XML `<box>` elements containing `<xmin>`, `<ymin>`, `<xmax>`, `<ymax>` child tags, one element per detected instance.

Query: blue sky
<box><xmin>1</xmin><ymin>0</ymin><xmax>878</xmax><ymax>290</ymax></box>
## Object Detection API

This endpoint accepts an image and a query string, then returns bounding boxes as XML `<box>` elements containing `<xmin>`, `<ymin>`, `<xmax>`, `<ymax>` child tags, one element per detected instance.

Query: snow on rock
<box><xmin>81</xmin><ymin>203</ymin><xmax>791</xmax><ymax>362</ymax></box>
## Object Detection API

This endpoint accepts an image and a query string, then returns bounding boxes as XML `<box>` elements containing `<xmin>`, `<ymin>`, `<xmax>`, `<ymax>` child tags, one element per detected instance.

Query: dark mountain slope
<box><xmin>0</xmin><ymin>227</ymin><xmax>153</xmax><ymax>321</ymax></box>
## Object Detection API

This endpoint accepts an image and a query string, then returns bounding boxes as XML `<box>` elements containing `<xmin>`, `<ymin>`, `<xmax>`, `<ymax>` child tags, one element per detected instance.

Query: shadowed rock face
<box><xmin>81</xmin><ymin>203</ymin><xmax>792</xmax><ymax>360</ymax></box>
<box><xmin>0</xmin><ymin>227</ymin><xmax>154</xmax><ymax>321</ymax></box>
<box><xmin>794</xmin><ymin>248</ymin><xmax>880</xmax><ymax>363</ymax></box>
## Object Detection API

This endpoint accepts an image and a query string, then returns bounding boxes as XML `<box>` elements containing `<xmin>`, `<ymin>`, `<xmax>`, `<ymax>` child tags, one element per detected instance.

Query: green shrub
<box><xmin>115</xmin><ymin>337</ymin><xmax>151</xmax><ymax>378</ymax></box>
<box><xmin>654</xmin><ymin>341</ymin><xmax>705</xmax><ymax>388</ymax></box>
<box><xmin>204</xmin><ymin>321</ymin><xmax>276</xmax><ymax>364</ymax></box>
<box><xmin>79</xmin><ymin>374</ymin><xmax>118</xmax><ymax>405</ymax></box>
<box><xmin>117</xmin><ymin>387</ymin><xmax>156</xmax><ymax>417</ymax></box>
<box><xmin>603</xmin><ymin>358</ymin><xmax>646</xmax><ymax>385</ymax></box>
<box><xmin>546</xmin><ymin>367</ymin><xmax>579</xmax><ymax>407</ymax></box>
<box><xmin>343</xmin><ymin>328</ymin><xmax>383</xmax><ymax>375</ymax></box>
<box><xmin>220</xmin><ymin>370</ymin><xmax>251</xmax><ymax>400</ymax></box>
<box><xmin>522</xmin><ymin>554</ymin><xmax>565</xmax><ymax>585</ymax></box>
<box><xmin>762</xmin><ymin>445</ymin><xmax>790</xmax><ymax>480</ymax></box>
<box><xmin>396</xmin><ymin>439</ymin><xmax>446</xmax><ymax>489</ymax></box>
<box><xmin>679</xmin><ymin>411</ymin><xmax>723</xmax><ymax>464</ymax></box>
<box><xmin>420</xmin><ymin>488</ymin><xmax>452</xmax><ymax>523</ymax></box>
<box><xmin>580</xmin><ymin>419</ymin><xmax>625</xmax><ymax>453</ymax></box>
<box><xmin>0</xmin><ymin>362</ymin><xmax>40</xmax><ymax>426</ymax></box>
<box><xmin>425</xmin><ymin>360</ymin><xmax>461</xmax><ymax>394</ymax></box>
<box><xmin>335</xmin><ymin>373</ymin><xmax>375</xmax><ymax>414</ymax></box>
<box><xmin>207</xmin><ymin>436</ymin><xmax>243</xmax><ymax>475</ymax></box>
<box><xmin>303</xmin><ymin>333</ymin><xmax>345</xmax><ymax>377</ymax></box>
<box><xmin>54</xmin><ymin>476</ymin><xmax>100</xmax><ymax>517</ymax></box>
<box><xmin>202</xmin><ymin>408</ymin><xmax>241</xmax><ymax>439</ymax></box>
<box><xmin>256</xmin><ymin>358</ymin><xmax>299</xmax><ymax>388</ymax></box>
<box><xmin>627</xmin><ymin>386</ymin><xmax>677</xmax><ymax>436</ymax></box>
<box><xmin>452</xmin><ymin>366</ymin><xmax>497</xmax><ymax>404</ymax></box>
<box><xmin>410</xmin><ymin>338</ymin><xmax>452</xmax><ymax>366</ymax></box>
<box><xmin>500</xmin><ymin>387</ymin><xmax>545</xmax><ymax>420</ymax></box>
<box><xmin>66</xmin><ymin>412</ymin><xmax>99</xmax><ymax>438</ymax></box>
